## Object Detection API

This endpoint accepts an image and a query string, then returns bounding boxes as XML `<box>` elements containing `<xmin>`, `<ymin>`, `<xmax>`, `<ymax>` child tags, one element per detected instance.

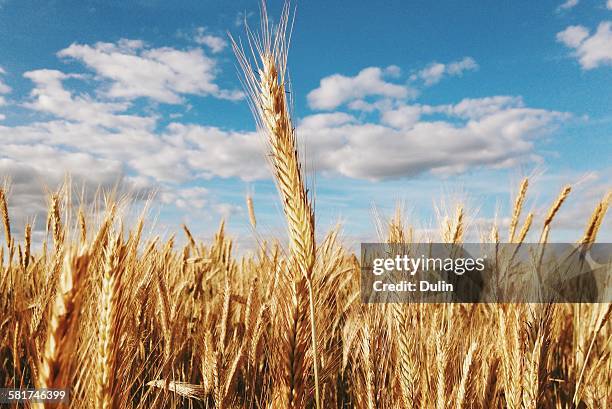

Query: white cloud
<box><xmin>556</xmin><ymin>25</ymin><xmax>590</xmax><ymax>48</ymax></box>
<box><xmin>1</xmin><ymin>144</ymin><xmax>122</xmax><ymax>183</ymax></box>
<box><xmin>23</xmin><ymin>69</ymin><xmax>154</xmax><ymax>130</ymax></box>
<box><xmin>347</xmin><ymin>98</ymin><xmax>395</xmax><ymax>113</ymax></box>
<box><xmin>299</xmin><ymin>112</ymin><xmax>356</xmax><ymax>128</ymax></box>
<box><xmin>5</xmin><ymin>67</ymin><xmax>567</xmax><ymax>189</ymax></box>
<box><xmin>307</xmin><ymin>59</ymin><xmax>477</xmax><ymax>111</ymax></box>
<box><xmin>214</xmin><ymin>203</ymin><xmax>243</xmax><ymax>218</ymax></box>
<box><xmin>57</xmin><ymin>39</ymin><xmax>243</xmax><ymax>103</ymax></box>
<box><xmin>414</xmin><ymin>57</ymin><xmax>478</xmax><ymax>86</ymax></box>
<box><xmin>298</xmin><ymin>96</ymin><xmax>567</xmax><ymax>180</ymax></box>
<box><xmin>442</xmin><ymin>96</ymin><xmax>524</xmax><ymax>119</ymax></box>
<box><xmin>160</xmin><ymin>186</ymin><xmax>209</xmax><ymax>210</ymax></box>
<box><xmin>417</xmin><ymin>63</ymin><xmax>446</xmax><ymax>86</ymax></box>
<box><xmin>447</xmin><ymin>57</ymin><xmax>479</xmax><ymax>75</ymax></box>
<box><xmin>608</xmin><ymin>0</ymin><xmax>612</xmax><ymax>10</ymax></box>
<box><xmin>161</xmin><ymin>123</ymin><xmax>267</xmax><ymax>181</ymax></box>
<box><xmin>193</xmin><ymin>27</ymin><xmax>227</xmax><ymax>53</ymax></box>
<box><xmin>557</xmin><ymin>0</ymin><xmax>579</xmax><ymax>11</ymax></box>
<box><xmin>352</xmin><ymin>96</ymin><xmax>524</xmax><ymax>125</ymax></box>
<box><xmin>307</xmin><ymin>66</ymin><xmax>414</xmax><ymax>110</ymax></box>
<box><xmin>380</xmin><ymin>104</ymin><xmax>422</xmax><ymax>129</ymax></box>
<box><xmin>557</xmin><ymin>22</ymin><xmax>612</xmax><ymax>69</ymax></box>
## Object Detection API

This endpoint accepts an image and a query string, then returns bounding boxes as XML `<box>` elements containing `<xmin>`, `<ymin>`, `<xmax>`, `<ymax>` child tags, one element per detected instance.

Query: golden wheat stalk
<box><xmin>231</xmin><ymin>3</ymin><xmax>321</xmax><ymax>408</ymax></box>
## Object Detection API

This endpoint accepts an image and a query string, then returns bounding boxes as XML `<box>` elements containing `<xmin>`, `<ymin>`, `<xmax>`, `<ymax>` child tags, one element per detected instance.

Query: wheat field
<box><xmin>1</xmin><ymin>3</ymin><xmax>611</xmax><ymax>408</ymax></box>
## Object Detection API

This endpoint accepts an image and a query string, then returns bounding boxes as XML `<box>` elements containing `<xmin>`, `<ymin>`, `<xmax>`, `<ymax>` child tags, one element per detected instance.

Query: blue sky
<box><xmin>0</xmin><ymin>0</ymin><xmax>610</xmax><ymax>248</ymax></box>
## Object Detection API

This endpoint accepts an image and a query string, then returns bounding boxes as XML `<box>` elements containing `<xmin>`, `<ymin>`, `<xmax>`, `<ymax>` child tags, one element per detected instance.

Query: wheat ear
<box><xmin>96</xmin><ymin>233</ymin><xmax>125</xmax><ymax>409</ymax></box>
<box><xmin>388</xmin><ymin>212</ymin><xmax>419</xmax><ymax>406</ymax></box>
<box><xmin>24</xmin><ymin>223</ymin><xmax>32</xmax><ymax>269</ymax></box>
<box><xmin>455</xmin><ymin>341</ymin><xmax>478</xmax><ymax>409</ymax></box>
<box><xmin>509</xmin><ymin>178</ymin><xmax>528</xmax><ymax>242</ymax></box>
<box><xmin>246</xmin><ymin>193</ymin><xmax>257</xmax><ymax>229</ymax></box>
<box><xmin>0</xmin><ymin>187</ymin><xmax>13</xmax><ymax>268</ymax></box>
<box><xmin>37</xmin><ymin>247</ymin><xmax>89</xmax><ymax>394</ymax></box>
<box><xmin>539</xmin><ymin>185</ymin><xmax>571</xmax><ymax>244</ymax></box>
<box><xmin>0</xmin><ymin>187</ymin><xmax>11</xmax><ymax>247</ymax></box>
<box><xmin>580</xmin><ymin>191</ymin><xmax>610</xmax><ymax>245</ymax></box>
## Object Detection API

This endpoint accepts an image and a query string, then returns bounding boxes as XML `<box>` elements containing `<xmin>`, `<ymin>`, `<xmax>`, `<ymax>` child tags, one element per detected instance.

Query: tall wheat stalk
<box><xmin>231</xmin><ymin>3</ymin><xmax>321</xmax><ymax>408</ymax></box>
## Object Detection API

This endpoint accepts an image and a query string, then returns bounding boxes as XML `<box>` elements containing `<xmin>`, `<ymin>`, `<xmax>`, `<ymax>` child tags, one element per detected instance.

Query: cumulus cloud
<box><xmin>214</xmin><ymin>203</ymin><xmax>243</xmax><ymax>218</ymax></box>
<box><xmin>307</xmin><ymin>59</ymin><xmax>478</xmax><ymax>111</ymax></box>
<box><xmin>351</xmin><ymin>96</ymin><xmax>525</xmax><ymax>128</ymax></box>
<box><xmin>298</xmin><ymin>96</ymin><xmax>567</xmax><ymax>180</ymax></box>
<box><xmin>416</xmin><ymin>63</ymin><xmax>445</xmax><ymax>86</ymax></box>
<box><xmin>347</xmin><ymin>98</ymin><xmax>395</xmax><ymax>113</ymax></box>
<box><xmin>299</xmin><ymin>112</ymin><xmax>356</xmax><ymax>128</ymax></box>
<box><xmin>557</xmin><ymin>25</ymin><xmax>589</xmax><ymax>48</ymax></box>
<box><xmin>413</xmin><ymin>57</ymin><xmax>478</xmax><ymax>86</ymax></box>
<box><xmin>380</xmin><ymin>104</ymin><xmax>422</xmax><ymax>129</ymax></box>
<box><xmin>193</xmin><ymin>27</ymin><xmax>227</xmax><ymax>53</ymax></box>
<box><xmin>608</xmin><ymin>0</ymin><xmax>612</xmax><ymax>10</ymax></box>
<box><xmin>441</xmin><ymin>96</ymin><xmax>524</xmax><ymax>119</ymax></box>
<box><xmin>23</xmin><ymin>69</ymin><xmax>154</xmax><ymax>130</ymax></box>
<box><xmin>307</xmin><ymin>66</ymin><xmax>414</xmax><ymax>110</ymax></box>
<box><xmin>4</xmin><ymin>68</ymin><xmax>566</xmax><ymax>215</ymax></box>
<box><xmin>166</xmin><ymin>124</ymin><xmax>267</xmax><ymax>180</ymax></box>
<box><xmin>57</xmin><ymin>39</ymin><xmax>243</xmax><ymax>103</ymax></box>
<box><xmin>557</xmin><ymin>22</ymin><xmax>612</xmax><ymax>69</ymax></box>
<box><xmin>447</xmin><ymin>58</ymin><xmax>478</xmax><ymax>75</ymax></box>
